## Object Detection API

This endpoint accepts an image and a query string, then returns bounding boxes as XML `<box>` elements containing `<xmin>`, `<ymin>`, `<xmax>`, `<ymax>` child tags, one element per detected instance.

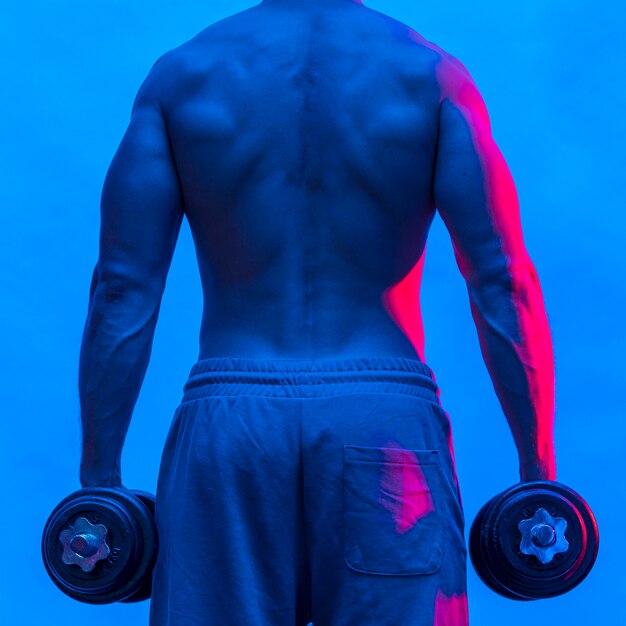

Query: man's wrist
<box><xmin>519</xmin><ymin>456</ymin><xmax>556</xmax><ymax>482</ymax></box>
<box><xmin>80</xmin><ymin>464</ymin><xmax>122</xmax><ymax>488</ymax></box>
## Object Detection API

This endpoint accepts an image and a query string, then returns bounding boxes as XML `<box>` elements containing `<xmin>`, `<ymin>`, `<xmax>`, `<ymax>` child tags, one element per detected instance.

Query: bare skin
<box><xmin>79</xmin><ymin>0</ymin><xmax>556</xmax><ymax>488</ymax></box>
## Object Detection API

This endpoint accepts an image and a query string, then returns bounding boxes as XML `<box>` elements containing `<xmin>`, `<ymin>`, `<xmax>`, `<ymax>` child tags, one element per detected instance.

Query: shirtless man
<box><xmin>78</xmin><ymin>0</ymin><xmax>557</xmax><ymax>624</ymax></box>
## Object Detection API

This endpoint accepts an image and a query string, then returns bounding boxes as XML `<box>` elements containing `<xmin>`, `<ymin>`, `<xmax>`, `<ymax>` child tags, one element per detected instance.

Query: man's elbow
<box><xmin>463</xmin><ymin>248</ymin><xmax>538</xmax><ymax>292</ymax></box>
<box><xmin>92</xmin><ymin>273</ymin><xmax>164</xmax><ymax>311</ymax></box>
<box><xmin>464</xmin><ymin>253</ymin><xmax>542</xmax><ymax>310</ymax></box>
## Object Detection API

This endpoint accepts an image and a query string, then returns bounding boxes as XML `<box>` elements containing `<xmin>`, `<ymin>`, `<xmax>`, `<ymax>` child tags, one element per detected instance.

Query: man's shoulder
<box><xmin>135</xmin><ymin>11</ymin><xmax>253</xmax><ymax>107</ymax></box>
<box><xmin>363</xmin><ymin>9</ymin><xmax>475</xmax><ymax>91</ymax></box>
<box><xmin>134</xmin><ymin>40</ymin><xmax>213</xmax><ymax>111</ymax></box>
<box><xmin>405</xmin><ymin>34</ymin><xmax>475</xmax><ymax>92</ymax></box>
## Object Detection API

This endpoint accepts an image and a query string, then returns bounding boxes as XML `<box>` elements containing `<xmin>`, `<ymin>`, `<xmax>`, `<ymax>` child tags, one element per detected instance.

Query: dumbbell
<box><xmin>469</xmin><ymin>480</ymin><xmax>599</xmax><ymax>600</ymax></box>
<box><xmin>41</xmin><ymin>487</ymin><xmax>158</xmax><ymax>604</ymax></box>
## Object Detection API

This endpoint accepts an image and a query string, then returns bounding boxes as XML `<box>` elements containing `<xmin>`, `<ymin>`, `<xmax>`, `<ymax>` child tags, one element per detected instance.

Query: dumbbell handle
<box><xmin>69</xmin><ymin>533</ymin><xmax>101</xmax><ymax>558</ymax></box>
<box><xmin>530</xmin><ymin>523</ymin><xmax>556</xmax><ymax>548</ymax></box>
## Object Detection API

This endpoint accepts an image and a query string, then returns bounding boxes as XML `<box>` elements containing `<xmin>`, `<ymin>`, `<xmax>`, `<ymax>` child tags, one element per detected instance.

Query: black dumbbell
<box><xmin>469</xmin><ymin>480</ymin><xmax>599</xmax><ymax>600</ymax></box>
<box><xmin>41</xmin><ymin>487</ymin><xmax>158</xmax><ymax>604</ymax></box>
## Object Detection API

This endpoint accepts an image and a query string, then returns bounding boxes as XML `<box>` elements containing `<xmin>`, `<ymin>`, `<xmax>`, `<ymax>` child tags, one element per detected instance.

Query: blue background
<box><xmin>1</xmin><ymin>1</ymin><xmax>623</xmax><ymax>624</ymax></box>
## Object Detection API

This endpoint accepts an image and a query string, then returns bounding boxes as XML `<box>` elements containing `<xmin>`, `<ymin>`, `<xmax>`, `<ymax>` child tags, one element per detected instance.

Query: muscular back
<box><xmin>157</xmin><ymin>1</ymin><xmax>443</xmax><ymax>359</ymax></box>
<box><xmin>95</xmin><ymin>0</ymin><xmax>536</xmax><ymax>369</ymax></box>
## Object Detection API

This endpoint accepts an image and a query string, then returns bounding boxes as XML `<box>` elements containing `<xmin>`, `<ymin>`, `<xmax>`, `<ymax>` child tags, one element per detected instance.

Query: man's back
<box><xmin>156</xmin><ymin>0</ymin><xmax>445</xmax><ymax>359</ymax></box>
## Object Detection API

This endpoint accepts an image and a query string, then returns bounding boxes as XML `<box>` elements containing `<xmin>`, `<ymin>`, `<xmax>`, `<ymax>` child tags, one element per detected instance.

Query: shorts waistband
<box><xmin>181</xmin><ymin>356</ymin><xmax>441</xmax><ymax>403</ymax></box>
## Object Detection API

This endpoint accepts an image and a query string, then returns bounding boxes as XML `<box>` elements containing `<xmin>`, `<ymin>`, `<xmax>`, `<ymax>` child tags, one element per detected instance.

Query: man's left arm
<box><xmin>79</xmin><ymin>57</ymin><xmax>184</xmax><ymax>487</ymax></box>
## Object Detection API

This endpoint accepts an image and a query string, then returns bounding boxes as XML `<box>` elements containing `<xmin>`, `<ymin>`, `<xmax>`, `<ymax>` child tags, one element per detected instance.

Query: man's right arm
<box><xmin>432</xmin><ymin>55</ymin><xmax>556</xmax><ymax>482</ymax></box>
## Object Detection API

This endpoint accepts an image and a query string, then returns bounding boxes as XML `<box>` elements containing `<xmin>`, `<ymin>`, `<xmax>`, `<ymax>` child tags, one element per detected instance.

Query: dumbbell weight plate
<box><xmin>469</xmin><ymin>480</ymin><xmax>599</xmax><ymax>600</ymax></box>
<box><xmin>120</xmin><ymin>491</ymin><xmax>158</xmax><ymax>603</ymax></box>
<box><xmin>42</xmin><ymin>488</ymin><xmax>157</xmax><ymax>604</ymax></box>
<box><xmin>469</xmin><ymin>497</ymin><xmax>525</xmax><ymax>601</ymax></box>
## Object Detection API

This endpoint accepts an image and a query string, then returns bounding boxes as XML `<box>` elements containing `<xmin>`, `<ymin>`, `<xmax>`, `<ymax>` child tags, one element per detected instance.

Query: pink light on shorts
<box><xmin>379</xmin><ymin>443</ymin><xmax>434</xmax><ymax>534</ymax></box>
<box><xmin>434</xmin><ymin>589</ymin><xmax>469</xmax><ymax>626</ymax></box>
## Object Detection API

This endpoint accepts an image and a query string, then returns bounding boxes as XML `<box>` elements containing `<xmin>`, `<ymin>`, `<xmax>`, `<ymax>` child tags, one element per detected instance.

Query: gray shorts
<box><xmin>150</xmin><ymin>357</ymin><xmax>468</xmax><ymax>625</ymax></box>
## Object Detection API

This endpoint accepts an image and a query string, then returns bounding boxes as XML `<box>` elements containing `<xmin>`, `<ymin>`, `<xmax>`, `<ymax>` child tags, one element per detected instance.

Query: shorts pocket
<box><xmin>342</xmin><ymin>444</ymin><xmax>443</xmax><ymax>575</ymax></box>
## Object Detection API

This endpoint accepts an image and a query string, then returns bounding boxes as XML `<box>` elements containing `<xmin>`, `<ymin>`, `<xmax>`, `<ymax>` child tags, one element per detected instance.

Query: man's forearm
<box><xmin>78</xmin><ymin>279</ymin><xmax>161</xmax><ymax>487</ymax></box>
<box><xmin>467</xmin><ymin>264</ymin><xmax>556</xmax><ymax>482</ymax></box>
